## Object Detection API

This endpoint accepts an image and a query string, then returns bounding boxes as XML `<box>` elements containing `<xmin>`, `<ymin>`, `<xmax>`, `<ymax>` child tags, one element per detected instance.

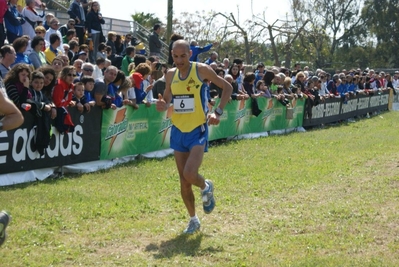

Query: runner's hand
<box><xmin>156</xmin><ymin>93</ymin><xmax>167</xmax><ymax>112</ymax></box>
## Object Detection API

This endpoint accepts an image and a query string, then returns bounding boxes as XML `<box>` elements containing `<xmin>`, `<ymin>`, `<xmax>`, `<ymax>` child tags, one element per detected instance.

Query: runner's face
<box><xmin>172</xmin><ymin>45</ymin><xmax>190</xmax><ymax>69</ymax></box>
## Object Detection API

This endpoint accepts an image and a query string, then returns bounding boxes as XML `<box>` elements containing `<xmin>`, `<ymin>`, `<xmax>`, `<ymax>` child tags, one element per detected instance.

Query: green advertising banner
<box><xmin>101</xmin><ymin>98</ymin><xmax>305</xmax><ymax>160</ymax></box>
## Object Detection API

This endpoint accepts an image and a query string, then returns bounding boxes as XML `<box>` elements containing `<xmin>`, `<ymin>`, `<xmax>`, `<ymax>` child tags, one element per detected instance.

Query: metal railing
<box><xmin>131</xmin><ymin>21</ymin><xmax>169</xmax><ymax>62</ymax></box>
<box><xmin>47</xmin><ymin>7</ymin><xmax>169</xmax><ymax>62</ymax></box>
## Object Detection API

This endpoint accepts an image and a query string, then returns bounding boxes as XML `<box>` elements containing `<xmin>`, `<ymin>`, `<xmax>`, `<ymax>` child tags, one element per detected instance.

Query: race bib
<box><xmin>173</xmin><ymin>94</ymin><xmax>194</xmax><ymax>113</ymax></box>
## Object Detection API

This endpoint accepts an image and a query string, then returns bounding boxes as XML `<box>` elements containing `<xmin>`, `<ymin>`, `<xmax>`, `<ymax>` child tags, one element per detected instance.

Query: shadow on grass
<box><xmin>145</xmin><ymin>233</ymin><xmax>223</xmax><ymax>259</ymax></box>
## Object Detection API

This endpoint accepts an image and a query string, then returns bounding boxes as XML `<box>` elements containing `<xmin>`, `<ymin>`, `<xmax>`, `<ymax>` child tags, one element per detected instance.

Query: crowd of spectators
<box><xmin>0</xmin><ymin>0</ymin><xmax>394</xmax><ymax>157</ymax></box>
<box><xmin>0</xmin><ymin>0</ymin><xmax>170</xmax><ymax>155</ymax></box>
<box><xmin>198</xmin><ymin>53</ymin><xmax>393</xmax><ymax>119</ymax></box>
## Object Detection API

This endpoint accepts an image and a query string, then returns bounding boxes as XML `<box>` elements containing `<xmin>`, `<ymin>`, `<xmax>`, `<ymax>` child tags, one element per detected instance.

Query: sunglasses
<box><xmin>67</xmin><ymin>73</ymin><xmax>77</xmax><ymax>77</ymax></box>
<box><xmin>83</xmin><ymin>68</ymin><xmax>93</xmax><ymax>72</ymax></box>
<box><xmin>35</xmin><ymin>31</ymin><xmax>44</xmax><ymax>34</ymax></box>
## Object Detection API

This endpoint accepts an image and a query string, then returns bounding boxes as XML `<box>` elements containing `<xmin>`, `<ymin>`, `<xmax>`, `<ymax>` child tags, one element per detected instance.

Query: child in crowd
<box><xmin>29</xmin><ymin>71</ymin><xmax>53</xmax><ymax>113</ymax></box>
<box><xmin>73</xmin><ymin>82</ymin><xmax>94</xmax><ymax>112</ymax></box>
<box><xmin>80</xmin><ymin>75</ymin><xmax>96</xmax><ymax>105</ymax></box>
<box><xmin>29</xmin><ymin>71</ymin><xmax>52</xmax><ymax>155</ymax></box>
<box><xmin>131</xmin><ymin>62</ymin><xmax>153</xmax><ymax>106</ymax></box>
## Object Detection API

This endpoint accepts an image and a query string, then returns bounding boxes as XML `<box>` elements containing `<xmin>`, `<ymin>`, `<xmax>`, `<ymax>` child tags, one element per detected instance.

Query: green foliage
<box><xmin>131</xmin><ymin>12</ymin><xmax>163</xmax><ymax>30</ymax></box>
<box><xmin>2</xmin><ymin>111</ymin><xmax>399</xmax><ymax>266</ymax></box>
<box><xmin>361</xmin><ymin>0</ymin><xmax>399</xmax><ymax>67</ymax></box>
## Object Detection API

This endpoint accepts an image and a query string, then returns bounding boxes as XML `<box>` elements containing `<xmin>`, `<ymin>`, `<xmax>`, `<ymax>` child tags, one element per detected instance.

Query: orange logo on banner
<box><xmin>108</xmin><ymin>108</ymin><xmax>127</xmax><ymax>155</ymax></box>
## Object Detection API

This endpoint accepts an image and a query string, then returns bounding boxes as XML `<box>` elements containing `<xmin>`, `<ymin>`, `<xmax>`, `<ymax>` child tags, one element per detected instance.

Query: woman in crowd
<box><xmin>21</xmin><ymin>0</ymin><xmax>46</xmax><ymax>39</ymax></box>
<box><xmin>5</xmin><ymin>63</ymin><xmax>32</xmax><ymax>109</ymax></box>
<box><xmin>293</xmin><ymin>71</ymin><xmax>306</xmax><ymax>93</ymax></box>
<box><xmin>85</xmin><ymin>1</ymin><xmax>105</xmax><ymax>64</ymax></box>
<box><xmin>386</xmin><ymin>73</ymin><xmax>394</xmax><ymax>89</ymax></box>
<box><xmin>38</xmin><ymin>66</ymin><xmax>56</xmax><ymax>99</ymax></box>
<box><xmin>51</xmin><ymin>56</ymin><xmax>64</xmax><ymax>77</ymax></box>
<box><xmin>228</xmin><ymin>63</ymin><xmax>243</xmax><ymax>93</ymax></box>
<box><xmin>28</xmin><ymin>35</ymin><xmax>46</xmax><ymax>69</ymax></box>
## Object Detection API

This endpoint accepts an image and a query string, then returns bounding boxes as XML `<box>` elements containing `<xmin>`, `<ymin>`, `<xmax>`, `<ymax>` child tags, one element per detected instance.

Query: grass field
<box><xmin>1</xmin><ymin>111</ymin><xmax>399</xmax><ymax>266</ymax></box>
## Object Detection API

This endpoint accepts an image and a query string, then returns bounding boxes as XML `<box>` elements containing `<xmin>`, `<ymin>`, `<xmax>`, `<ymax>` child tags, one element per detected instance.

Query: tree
<box><xmin>361</xmin><ymin>0</ymin><xmax>399</xmax><ymax>67</ymax></box>
<box><xmin>131</xmin><ymin>12</ymin><xmax>163</xmax><ymax>31</ymax></box>
<box><xmin>166</xmin><ymin>0</ymin><xmax>173</xmax><ymax>43</ymax></box>
<box><xmin>290</xmin><ymin>0</ymin><xmax>363</xmax><ymax>67</ymax></box>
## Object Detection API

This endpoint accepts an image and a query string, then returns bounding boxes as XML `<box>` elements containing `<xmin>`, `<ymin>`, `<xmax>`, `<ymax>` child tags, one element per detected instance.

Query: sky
<box><xmin>99</xmin><ymin>0</ymin><xmax>291</xmax><ymax>25</ymax></box>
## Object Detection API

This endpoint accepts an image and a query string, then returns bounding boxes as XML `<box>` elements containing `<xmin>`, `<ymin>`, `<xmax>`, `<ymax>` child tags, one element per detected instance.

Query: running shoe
<box><xmin>0</xmin><ymin>211</ymin><xmax>10</xmax><ymax>247</ymax></box>
<box><xmin>202</xmin><ymin>180</ymin><xmax>215</xmax><ymax>214</ymax></box>
<box><xmin>183</xmin><ymin>219</ymin><xmax>200</xmax><ymax>234</ymax></box>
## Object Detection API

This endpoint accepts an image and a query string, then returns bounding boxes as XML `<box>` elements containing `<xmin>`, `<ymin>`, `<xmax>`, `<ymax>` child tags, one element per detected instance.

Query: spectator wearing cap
<box><xmin>74</xmin><ymin>62</ymin><xmax>93</xmax><ymax>82</ymax></box>
<box><xmin>76</xmin><ymin>50</ymin><xmax>87</xmax><ymax>62</ymax></box>
<box><xmin>148</xmin><ymin>24</ymin><xmax>162</xmax><ymax>57</ymax></box>
<box><xmin>72</xmin><ymin>44</ymin><xmax>89</xmax><ymax>63</ymax></box>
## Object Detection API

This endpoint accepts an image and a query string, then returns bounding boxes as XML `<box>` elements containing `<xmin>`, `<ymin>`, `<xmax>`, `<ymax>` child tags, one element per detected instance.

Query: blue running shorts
<box><xmin>170</xmin><ymin>124</ymin><xmax>208</xmax><ymax>153</ymax></box>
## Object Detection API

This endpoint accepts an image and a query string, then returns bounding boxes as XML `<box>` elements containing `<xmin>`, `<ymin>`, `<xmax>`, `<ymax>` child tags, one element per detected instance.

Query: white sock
<box><xmin>191</xmin><ymin>215</ymin><xmax>199</xmax><ymax>222</ymax></box>
<box><xmin>201</xmin><ymin>182</ymin><xmax>209</xmax><ymax>192</ymax></box>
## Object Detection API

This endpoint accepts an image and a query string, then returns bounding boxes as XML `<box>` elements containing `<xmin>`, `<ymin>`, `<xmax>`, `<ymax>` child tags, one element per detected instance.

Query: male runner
<box><xmin>156</xmin><ymin>40</ymin><xmax>232</xmax><ymax>234</ymax></box>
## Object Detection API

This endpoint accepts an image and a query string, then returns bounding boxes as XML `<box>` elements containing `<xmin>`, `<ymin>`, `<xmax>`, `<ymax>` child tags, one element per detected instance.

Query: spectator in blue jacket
<box><xmin>189</xmin><ymin>40</ymin><xmax>218</xmax><ymax>62</ymax></box>
<box><xmin>4</xmin><ymin>0</ymin><xmax>25</xmax><ymax>43</ymax></box>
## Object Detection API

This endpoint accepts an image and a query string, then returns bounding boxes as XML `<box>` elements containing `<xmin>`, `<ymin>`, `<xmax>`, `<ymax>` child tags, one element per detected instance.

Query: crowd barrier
<box><xmin>303</xmin><ymin>90</ymin><xmax>391</xmax><ymax>127</ymax></box>
<box><xmin>0</xmin><ymin>91</ymin><xmax>391</xmax><ymax>186</ymax></box>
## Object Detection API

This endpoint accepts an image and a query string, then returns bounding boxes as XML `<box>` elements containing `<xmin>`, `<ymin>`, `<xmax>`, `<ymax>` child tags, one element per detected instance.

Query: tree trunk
<box><xmin>268</xmin><ymin>25</ymin><xmax>280</xmax><ymax>66</ymax></box>
<box><xmin>166</xmin><ymin>0</ymin><xmax>173</xmax><ymax>44</ymax></box>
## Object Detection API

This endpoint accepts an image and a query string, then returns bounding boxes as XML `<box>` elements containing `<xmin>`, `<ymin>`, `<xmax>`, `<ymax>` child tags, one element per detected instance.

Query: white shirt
<box><xmin>92</xmin><ymin>65</ymin><xmax>103</xmax><ymax>80</ymax></box>
<box><xmin>21</xmin><ymin>7</ymin><xmax>45</xmax><ymax>40</ymax></box>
